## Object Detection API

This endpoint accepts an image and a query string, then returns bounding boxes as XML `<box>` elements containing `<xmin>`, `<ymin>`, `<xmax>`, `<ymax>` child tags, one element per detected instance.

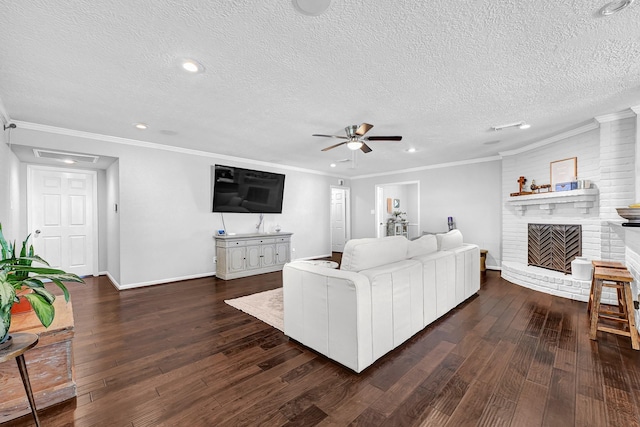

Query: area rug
<box><xmin>225</xmin><ymin>288</ymin><xmax>284</xmax><ymax>332</ymax></box>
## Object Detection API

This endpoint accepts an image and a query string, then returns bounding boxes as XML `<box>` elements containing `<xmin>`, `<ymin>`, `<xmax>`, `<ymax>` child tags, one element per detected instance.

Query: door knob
<box><xmin>34</xmin><ymin>229</ymin><xmax>41</xmax><ymax>237</ymax></box>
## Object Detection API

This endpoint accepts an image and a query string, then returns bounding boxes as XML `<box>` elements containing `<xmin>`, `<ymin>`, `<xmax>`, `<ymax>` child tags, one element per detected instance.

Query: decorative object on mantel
<box><xmin>617</xmin><ymin>206</ymin><xmax>640</xmax><ymax>226</ymax></box>
<box><xmin>510</xmin><ymin>176</ymin><xmax>533</xmax><ymax>196</ymax></box>
<box><xmin>530</xmin><ymin>180</ymin><xmax>552</xmax><ymax>194</ymax></box>
<box><xmin>555</xmin><ymin>181</ymin><xmax>578</xmax><ymax>192</ymax></box>
<box><xmin>550</xmin><ymin>157</ymin><xmax>577</xmax><ymax>191</ymax></box>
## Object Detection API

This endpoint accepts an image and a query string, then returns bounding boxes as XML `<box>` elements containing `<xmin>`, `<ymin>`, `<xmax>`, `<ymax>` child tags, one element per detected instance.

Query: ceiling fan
<box><xmin>313</xmin><ymin>123</ymin><xmax>402</xmax><ymax>153</ymax></box>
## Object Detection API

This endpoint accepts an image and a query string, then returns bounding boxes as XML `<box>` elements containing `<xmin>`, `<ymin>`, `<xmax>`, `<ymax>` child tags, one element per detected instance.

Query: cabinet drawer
<box><xmin>217</xmin><ymin>239</ymin><xmax>246</xmax><ymax>248</ymax></box>
<box><xmin>276</xmin><ymin>237</ymin><xmax>289</xmax><ymax>243</ymax></box>
<box><xmin>251</xmin><ymin>238</ymin><xmax>275</xmax><ymax>244</ymax></box>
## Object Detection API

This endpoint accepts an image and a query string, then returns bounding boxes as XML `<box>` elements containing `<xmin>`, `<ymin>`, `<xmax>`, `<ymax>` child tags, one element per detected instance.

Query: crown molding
<box><xmin>12</xmin><ymin>120</ymin><xmax>341</xmax><ymax>178</ymax></box>
<box><xmin>0</xmin><ymin>95</ymin><xmax>11</xmax><ymax>126</ymax></box>
<box><xmin>595</xmin><ymin>108</ymin><xmax>637</xmax><ymax>123</ymax></box>
<box><xmin>499</xmin><ymin>121</ymin><xmax>599</xmax><ymax>157</ymax></box>
<box><xmin>351</xmin><ymin>155</ymin><xmax>502</xmax><ymax>180</ymax></box>
<box><xmin>630</xmin><ymin>105</ymin><xmax>640</xmax><ymax>115</ymax></box>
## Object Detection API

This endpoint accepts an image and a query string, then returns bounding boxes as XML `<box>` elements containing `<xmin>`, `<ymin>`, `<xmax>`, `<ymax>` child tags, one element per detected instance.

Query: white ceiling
<box><xmin>1</xmin><ymin>1</ymin><xmax>639</xmax><ymax>176</ymax></box>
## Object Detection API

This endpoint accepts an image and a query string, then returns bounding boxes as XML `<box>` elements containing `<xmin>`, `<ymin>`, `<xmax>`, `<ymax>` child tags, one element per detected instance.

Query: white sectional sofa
<box><xmin>283</xmin><ymin>230</ymin><xmax>480</xmax><ymax>373</ymax></box>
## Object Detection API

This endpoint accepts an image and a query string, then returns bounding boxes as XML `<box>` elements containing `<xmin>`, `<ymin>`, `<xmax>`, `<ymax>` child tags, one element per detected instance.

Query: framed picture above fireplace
<box><xmin>550</xmin><ymin>157</ymin><xmax>577</xmax><ymax>190</ymax></box>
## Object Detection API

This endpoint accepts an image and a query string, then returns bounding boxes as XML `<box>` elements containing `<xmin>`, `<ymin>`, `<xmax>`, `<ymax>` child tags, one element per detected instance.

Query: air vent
<box><xmin>33</xmin><ymin>149</ymin><xmax>99</xmax><ymax>164</ymax></box>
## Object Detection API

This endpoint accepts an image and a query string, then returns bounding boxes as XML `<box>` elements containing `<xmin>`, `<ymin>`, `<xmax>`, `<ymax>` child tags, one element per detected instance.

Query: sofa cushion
<box><xmin>407</xmin><ymin>234</ymin><xmax>438</xmax><ymax>258</ymax></box>
<box><xmin>340</xmin><ymin>236</ymin><xmax>408</xmax><ymax>272</ymax></box>
<box><xmin>436</xmin><ymin>229</ymin><xmax>463</xmax><ymax>251</ymax></box>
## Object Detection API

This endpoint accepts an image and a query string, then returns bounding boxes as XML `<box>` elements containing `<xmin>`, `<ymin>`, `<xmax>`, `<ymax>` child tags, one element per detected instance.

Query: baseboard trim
<box><xmin>117</xmin><ymin>272</ymin><xmax>216</xmax><ymax>290</ymax></box>
<box><xmin>105</xmin><ymin>272</ymin><xmax>122</xmax><ymax>290</ymax></box>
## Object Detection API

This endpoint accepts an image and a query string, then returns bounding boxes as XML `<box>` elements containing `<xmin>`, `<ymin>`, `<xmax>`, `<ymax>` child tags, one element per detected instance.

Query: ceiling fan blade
<box><xmin>364</xmin><ymin>136</ymin><xmax>403</xmax><ymax>141</ymax></box>
<box><xmin>360</xmin><ymin>143</ymin><xmax>372</xmax><ymax>153</ymax></box>
<box><xmin>312</xmin><ymin>134</ymin><xmax>348</xmax><ymax>139</ymax></box>
<box><xmin>355</xmin><ymin>123</ymin><xmax>374</xmax><ymax>136</ymax></box>
<box><xmin>321</xmin><ymin>141</ymin><xmax>348</xmax><ymax>151</ymax></box>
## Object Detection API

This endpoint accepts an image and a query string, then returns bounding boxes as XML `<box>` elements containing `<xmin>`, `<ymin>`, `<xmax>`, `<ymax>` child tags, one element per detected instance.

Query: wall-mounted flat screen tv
<box><xmin>212</xmin><ymin>164</ymin><xmax>285</xmax><ymax>213</ymax></box>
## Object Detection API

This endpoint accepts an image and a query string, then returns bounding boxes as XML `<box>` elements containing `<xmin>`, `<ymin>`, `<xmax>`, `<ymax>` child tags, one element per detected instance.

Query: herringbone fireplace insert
<box><xmin>527</xmin><ymin>224</ymin><xmax>582</xmax><ymax>274</ymax></box>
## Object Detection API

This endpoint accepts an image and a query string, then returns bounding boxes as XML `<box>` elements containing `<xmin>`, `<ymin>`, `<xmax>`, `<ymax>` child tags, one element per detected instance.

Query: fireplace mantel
<box><xmin>506</xmin><ymin>189</ymin><xmax>599</xmax><ymax>215</ymax></box>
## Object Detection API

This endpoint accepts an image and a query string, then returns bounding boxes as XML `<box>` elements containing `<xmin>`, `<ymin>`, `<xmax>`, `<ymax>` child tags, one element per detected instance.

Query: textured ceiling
<box><xmin>1</xmin><ymin>0</ymin><xmax>639</xmax><ymax>176</ymax></box>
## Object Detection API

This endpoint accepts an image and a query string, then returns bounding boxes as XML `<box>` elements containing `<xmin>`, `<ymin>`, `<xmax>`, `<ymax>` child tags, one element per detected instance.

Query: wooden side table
<box><xmin>0</xmin><ymin>333</ymin><xmax>41</xmax><ymax>426</ymax></box>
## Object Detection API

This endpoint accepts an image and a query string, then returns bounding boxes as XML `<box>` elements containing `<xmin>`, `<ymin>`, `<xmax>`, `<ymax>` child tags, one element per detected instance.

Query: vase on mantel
<box><xmin>571</xmin><ymin>257</ymin><xmax>592</xmax><ymax>281</ymax></box>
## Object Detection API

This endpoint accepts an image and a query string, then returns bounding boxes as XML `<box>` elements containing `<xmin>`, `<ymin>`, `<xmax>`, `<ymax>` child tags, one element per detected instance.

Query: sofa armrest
<box><xmin>283</xmin><ymin>263</ymin><xmax>374</xmax><ymax>373</ymax></box>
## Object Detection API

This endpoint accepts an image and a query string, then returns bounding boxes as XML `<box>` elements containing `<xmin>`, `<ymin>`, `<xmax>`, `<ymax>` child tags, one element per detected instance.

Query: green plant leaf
<box><xmin>50</xmin><ymin>278</ymin><xmax>71</xmax><ymax>302</ymax></box>
<box><xmin>10</xmin><ymin>265</ymin><xmax>67</xmax><ymax>274</ymax></box>
<box><xmin>0</xmin><ymin>223</ymin><xmax>10</xmax><ymax>260</ymax></box>
<box><xmin>0</xmin><ymin>277</ymin><xmax>16</xmax><ymax>309</ymax></box>
<box><xmin>17</xmin><ymin>278</ymin><xmax>45</xmax><ymax>288</ymax></box>
<box><xmin>24</xmin><ymin>293</ymin><xmax>55</xmax><ymax>328</ymax></box>
<box><xmin>31</xmin><ymin>287</ymin><xmax>55</xmax><ymax>304</ymax></box>
<box><xmin>15</xmin><ymin>256</ymin><xmax>41</xmax><ymax>265</ymax></box>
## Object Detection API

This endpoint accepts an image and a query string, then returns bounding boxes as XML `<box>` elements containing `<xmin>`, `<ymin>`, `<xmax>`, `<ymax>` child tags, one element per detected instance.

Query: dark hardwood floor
<box><xmin>4</xmin><ymin>267</ymin><xmax>640</xmax><ymax>426</ymax></box>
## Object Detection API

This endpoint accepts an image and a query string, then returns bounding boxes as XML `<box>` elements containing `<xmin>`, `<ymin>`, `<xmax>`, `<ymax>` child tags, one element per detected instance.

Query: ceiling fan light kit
<box><xmin>346</xmin><ymin>141</ymin><xmax>364</xmax><ymax>150</ymax></box>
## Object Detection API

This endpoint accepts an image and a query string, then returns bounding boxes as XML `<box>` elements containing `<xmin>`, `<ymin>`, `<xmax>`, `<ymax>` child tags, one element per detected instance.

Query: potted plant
<box><xmin>0</xmin><ymin>223</ymin><xmax>84</xmax><ymax>348</ymax></box>
<box><xmin>391</xmin><ymin>210</ymin><xmax>407</xmax><ymax>222</ymax></box>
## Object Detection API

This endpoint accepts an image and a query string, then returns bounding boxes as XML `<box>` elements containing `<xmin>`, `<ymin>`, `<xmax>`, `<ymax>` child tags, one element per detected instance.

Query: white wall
<box><xmin>350</xmin><ymin>159</ymin><xmax>502</xmax><ymax>268</ymax></box>
<box><xmin>106</xmin><ymin>160</ymin><xmax>120</xmax><ymax>284</ymax></box>
<box><xmin>0</xmin><ymin>131</ymin><xmax>21</xmax><ymax>239</ymax></box>
<box><xmin>10</xmin><ymin>128</ymin><xmax>342</xmax><ymax>288</ymax></box>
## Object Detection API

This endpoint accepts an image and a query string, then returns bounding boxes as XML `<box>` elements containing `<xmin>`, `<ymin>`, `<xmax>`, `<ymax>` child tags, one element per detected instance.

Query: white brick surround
<box><xmin>501</xmin><ymin>112</ymin><xmax>638</xmax><ymax>323</ymax></box>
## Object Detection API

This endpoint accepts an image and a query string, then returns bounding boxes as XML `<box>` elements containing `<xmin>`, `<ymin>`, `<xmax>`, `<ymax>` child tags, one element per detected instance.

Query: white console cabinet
<box><xmin>215</xmin><ymin>232</ymin><xmax>292</xmax><ymax>280</ymax></box>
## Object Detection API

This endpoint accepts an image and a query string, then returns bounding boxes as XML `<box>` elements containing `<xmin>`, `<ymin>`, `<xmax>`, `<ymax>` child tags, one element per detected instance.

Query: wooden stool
<box><xmin>589</xmin><ymin>267</ymin><xmax>639</xmax><ymax>350</ymax></box>
<box><xmin>587</xmin><ymin>260</ymin><xmax>627</xmax><ymax>315</ymax></box>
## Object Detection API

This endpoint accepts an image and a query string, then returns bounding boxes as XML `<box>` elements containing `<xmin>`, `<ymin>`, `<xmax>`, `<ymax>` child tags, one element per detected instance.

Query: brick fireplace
<box><xmin>528</xmin><ymin>224</ymin><xmax>581</xmax><ymax>274</ymax></box>
<box><xmin>500</xmin><ymin>113</ymin><xmax>637</xmax><ymax>308</ymax></box>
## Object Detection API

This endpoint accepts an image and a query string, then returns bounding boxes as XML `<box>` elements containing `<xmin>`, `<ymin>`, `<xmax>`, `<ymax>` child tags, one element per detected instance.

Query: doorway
<box><xmin>330</xmin><ymin>186</ymin><xmax>351</xmax><ymax>252</ymax></box>
<box><xmin>27</xmin><ymin>165</ymin><xmax>98</xmax><ymax>277</ymax></box>
<box><xmin>375</xmin><ymin>181</ymin><xmax>420</xmax><ymax>239</ymax></box>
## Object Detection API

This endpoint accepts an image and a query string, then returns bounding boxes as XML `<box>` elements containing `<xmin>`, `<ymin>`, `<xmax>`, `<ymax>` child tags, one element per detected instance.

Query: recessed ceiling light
<box><xmin>181</xmin><ymin>59</ymin><xmax>204</xmax><ymax>73</ymax></box>
<box><xmin>406</xmin><ymin>148</ymin><xmax>416</xmax><ymax>153</ymax></box>
<box><xmin>330</xmin><ymin>163</ymin><xmax>336</xmax><ymax>168</ymax></box>
<box><xmin>134</xmin><ymin>123</ymin><xmax>148</xmax><ymax>130</ymax></box>
<box><xmin>600</xmin><ymin>0</ymin><xmax>634</xmax><ymax>16</ymax></box>
<box><xmin>292</xmin><ymin>0</ymin><xmax>332</xmax><ymax>16</ymax></box>
<box><xmin>519</xmin><ymin>123</ymin><xmax>531</xmax><ymax>130</ymax></box>
<box><xmin>62</xmin><ymin>159</ymin><xmax>76</xmax><ymax>164</ymax></box>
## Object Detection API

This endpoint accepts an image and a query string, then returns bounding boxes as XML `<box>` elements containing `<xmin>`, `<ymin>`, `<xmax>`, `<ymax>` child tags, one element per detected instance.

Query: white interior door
<box><xmin>330</xmin><ymin>187</ymin><xmax>348</xmax><ymax>252</ymax></box>
<box><xmin>376</xmin><ymin>186</ymin><xmax>385</xmax><ymax>237</ymax></box>
<box><xmin>28</xmin><ymin>166</ymin><xmax>98</xmax><ymax>277</ymax></box>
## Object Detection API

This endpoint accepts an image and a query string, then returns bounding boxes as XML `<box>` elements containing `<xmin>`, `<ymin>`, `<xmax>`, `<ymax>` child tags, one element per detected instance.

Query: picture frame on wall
<box><xmin>550</xmin><ymin>157</ymin><xmax>577</xmax><ymax>190</ymax></box>
<box><xmin>393</xmin><ymin>199</ymin><xmax>400</xmax><ymax>209</ymax></box>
